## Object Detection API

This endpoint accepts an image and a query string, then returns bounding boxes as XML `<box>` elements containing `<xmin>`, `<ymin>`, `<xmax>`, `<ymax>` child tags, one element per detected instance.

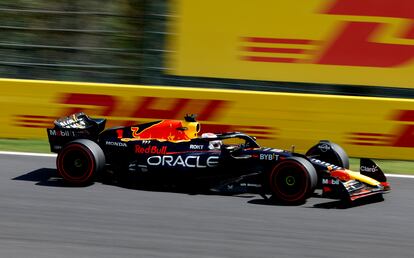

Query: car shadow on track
<box><xmin>13</xmin><ymin>168</ymin><xmax>72</xmax><ymax>187</ymax></box>
<box><xmin>248</xmin><ymin>193</ymin><xmax>385</xmax><ymax>209</ymax></box>
<box><xmin>248</xmin><ymin>198</ymin><xmax>307</xmax><ymax>207</ymax></box>
<box><xmin>310</xmin><ymin>195</ymin><xmax>385</xmax><ymax>209</ymax></box>
<box><xmin>13</xmin><ymin>169</ymin><xmax>385</xmax><ymax>208</ymax></box>
<box><xmin>13</xmin><ymin>168</ymin><xmax>273</xmax><ymax>202</ymax></box>
<box><xmin>12</xmin><ymin>168</ymin><xmax>259</xmax><ymax>198</ymax></box>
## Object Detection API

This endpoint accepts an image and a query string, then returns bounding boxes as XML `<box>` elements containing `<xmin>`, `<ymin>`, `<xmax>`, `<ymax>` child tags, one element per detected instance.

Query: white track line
<box><xmin>0</xmin><ymin>150</ymin><xmax>413</xmax><ymax>179</ymax></box>
<box><xmin>0</xmin><ymin>151</ymin><xmax>56</xmax><ymax>157</ymax></box>
<box><xmin>385</xmin><ymin>174</ymin><xmax>414</xmax><ymax>179</ymax></box>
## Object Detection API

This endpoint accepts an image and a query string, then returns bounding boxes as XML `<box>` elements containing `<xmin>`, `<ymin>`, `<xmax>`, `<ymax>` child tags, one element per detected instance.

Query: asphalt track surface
<box><xmin>0</xmin><ymin>153</ymin><xmax>413</xmax><ymax>258</ymax></box>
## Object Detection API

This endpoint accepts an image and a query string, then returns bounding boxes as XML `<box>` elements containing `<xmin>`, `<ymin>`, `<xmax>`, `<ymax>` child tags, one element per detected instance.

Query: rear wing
<box><xmin>46</xmin><ymin>113</ymin><xmax>106</xmax><ymax>153</ymax></box>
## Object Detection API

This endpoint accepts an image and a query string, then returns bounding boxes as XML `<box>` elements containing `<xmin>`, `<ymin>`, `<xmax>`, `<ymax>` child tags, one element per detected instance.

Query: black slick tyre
<box><xmin>269</xmin><ymin>157</ymin><xmax>317</xmax><ymax>204</ymax></box>
<box><xmin>57</xmin><ymin>139</ymin><xmax>105</xmax><ymax>185</ymax></box>
<box><xmin>306</xmin><ymin>141</ymin><xmax>350</xmax><ymax>169</ymax></box>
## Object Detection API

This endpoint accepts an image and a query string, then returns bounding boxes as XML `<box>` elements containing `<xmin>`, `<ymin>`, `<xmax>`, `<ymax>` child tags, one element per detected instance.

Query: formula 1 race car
<box><xmin>46</xmin><ymin>112</ymin><xmax>390</xmax><ymax>204</ymax></box>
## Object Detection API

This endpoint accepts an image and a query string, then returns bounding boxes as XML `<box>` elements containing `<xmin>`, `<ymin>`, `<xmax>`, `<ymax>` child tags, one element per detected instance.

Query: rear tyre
<box><xmin>269</xmin><ymin>157</ymin><xmax>317</xmax><ymax>204</ymax></box>
<box><xmin>306</xmin><ymin>140</ymin><xmax>349</xmax><ymax>169</ymax></box>
<box><xmin>57</xmin><ymin>139</ymin><xmax>105</xmax><ymax>185</ymax></box>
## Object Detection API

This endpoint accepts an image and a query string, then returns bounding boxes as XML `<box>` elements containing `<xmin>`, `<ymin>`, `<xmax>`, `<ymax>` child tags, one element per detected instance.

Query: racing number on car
<box><xmin>116</xmin><ymin>129</ymin><xmax>124</xmax><ymax>139</ymax></box>
<box><xmin>131</xmin><ymin>127</ymin><xmax>140</xmax><ymax>138</ymax></box>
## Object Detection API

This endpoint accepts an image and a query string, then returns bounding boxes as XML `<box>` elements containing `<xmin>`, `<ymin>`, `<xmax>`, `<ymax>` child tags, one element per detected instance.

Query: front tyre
<box><xmin>269</xmin><ymin>157</ymin><xmax>317</xmax><ymax>204</ymax></box>
<box><xmin>57</xmin><ymin>139</ymin><xmax>105</xmax><ymax>185</ymax></box>
<box><xmin>306</xmin><ymin>140</ymin><xmax>349</xmax><ymax>169</ymax></box>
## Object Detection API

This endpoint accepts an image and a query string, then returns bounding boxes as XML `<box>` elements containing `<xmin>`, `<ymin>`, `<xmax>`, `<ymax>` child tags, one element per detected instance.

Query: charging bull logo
<box><xmin>129</xmin><ymin>120</ymin><xmax>198</xmax><ymax>142</ymax></box>
<box><xmin>241</xmin><ymin>0</ymin><xmax>414</xmax><ymax>68</ymax></box>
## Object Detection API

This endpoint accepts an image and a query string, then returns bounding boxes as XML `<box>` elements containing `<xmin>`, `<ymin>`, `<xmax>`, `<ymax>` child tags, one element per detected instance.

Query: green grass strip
<box><xmin>0</xmin><ymin>139</ymin><xmax>50</xmax><ymax>153</ymax></box>
<box><xmin>349</xmin><ymin>158</ymin><xmax>413</xmax><ymax>175</ymax></box>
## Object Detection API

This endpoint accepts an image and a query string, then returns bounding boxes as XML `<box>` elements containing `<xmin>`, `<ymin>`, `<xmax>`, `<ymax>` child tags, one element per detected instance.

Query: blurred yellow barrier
<box><xmin>168</xmin><ymin>0</ymin><xmax>414</xmax><ymax>88</ymax></box>
<box><xmin>1</xmin><ymin>78</ymin><xmax>414</xmax><ymax>160</ymax></box>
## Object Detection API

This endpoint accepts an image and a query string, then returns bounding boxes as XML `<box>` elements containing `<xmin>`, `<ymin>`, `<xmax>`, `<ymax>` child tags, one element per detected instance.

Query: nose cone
<box><xmin>331</xmin><ymin>169</ymin><xmax>381</xmax><ymax>187</ymax></box>
<box><xmin>331</xmin><ymin>169</ymin><xmax>351</xmax><ymax>181</ymax></box>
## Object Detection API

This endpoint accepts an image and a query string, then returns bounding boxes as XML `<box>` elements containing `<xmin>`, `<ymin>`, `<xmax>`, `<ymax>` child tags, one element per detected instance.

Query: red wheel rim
<box><xmin>57</xmin><ymin>144</ymin><xmax>95</xmax><ymax>184</ymax></box>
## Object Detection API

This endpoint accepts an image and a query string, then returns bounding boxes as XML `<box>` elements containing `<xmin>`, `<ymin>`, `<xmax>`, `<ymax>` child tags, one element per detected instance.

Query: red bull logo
<box><xmin>135</xmin><ymin>145</ymin><xmax>167</xmax><ymax>154</ymax></box>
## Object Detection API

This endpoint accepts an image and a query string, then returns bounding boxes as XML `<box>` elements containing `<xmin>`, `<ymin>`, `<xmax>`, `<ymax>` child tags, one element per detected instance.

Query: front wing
<box><xmin>321</xmin><ymin>176</ymin><xmax>389</xmax><ymax>201</ymax></box>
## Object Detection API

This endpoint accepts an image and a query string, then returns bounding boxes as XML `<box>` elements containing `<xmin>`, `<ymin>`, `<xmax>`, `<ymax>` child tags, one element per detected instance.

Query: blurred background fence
<box><xmin>0</xmin><ymin>0</ymin><xmax>143</xmax><ymax>83</ymax></box>
<box><xmin>1</xmin><ymin>0</ymin><xmax>414</xmax><ymax>98</ymax></box>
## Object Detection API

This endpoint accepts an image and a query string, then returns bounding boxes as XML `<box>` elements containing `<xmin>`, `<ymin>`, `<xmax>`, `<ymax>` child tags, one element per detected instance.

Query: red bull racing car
<box><xmin>46</xmin><ymin>112</ymin><xmax>390</xmax><ymax>204</ymax></box>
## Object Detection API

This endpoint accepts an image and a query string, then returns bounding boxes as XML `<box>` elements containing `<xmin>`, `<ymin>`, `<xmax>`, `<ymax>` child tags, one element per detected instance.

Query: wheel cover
<box><xmin>285</xmin><ymin>176</ymin><xmax>296</xmax><ymax>186</ymax></box>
